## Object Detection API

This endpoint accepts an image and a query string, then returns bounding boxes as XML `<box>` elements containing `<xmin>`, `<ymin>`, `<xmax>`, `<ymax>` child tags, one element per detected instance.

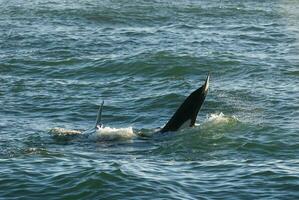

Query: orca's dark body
<box><xmin>160</xmin><ymin>75</ymin><xmax>209</xmax><ymax>133</ymax></box>
<box><xmin>93</xmin><ymin>75</ymin><xmax>209</xmax><ymax>134</ymax></box>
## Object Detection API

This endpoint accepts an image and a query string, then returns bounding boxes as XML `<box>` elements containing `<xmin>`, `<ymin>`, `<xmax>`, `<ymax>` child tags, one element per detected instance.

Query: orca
<box><xmin>160</xmin><ymin>74</ymin><xmax>209</xmax><ymax>133</ymax></box>
<box><xmin>92</xmin><ymin>74</ymin><xmax>209</xmax><ymax>134</ymax></box>
<box><xmin>52</xmin><ymin>75</ymin><xmax>209</xmax><ymax>138</ymax></box>
<box><xmin>80</xmin><ymin>101</ymin><xmax>104</xmax><ymax>135</ymax></box>
<box><xmin>95</xmin><ymin>100</ymin><xmax>104</xmax><ymax>129</ymax></box>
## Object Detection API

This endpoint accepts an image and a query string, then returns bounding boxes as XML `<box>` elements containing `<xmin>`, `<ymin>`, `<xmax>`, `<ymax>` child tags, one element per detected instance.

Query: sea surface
<box><xmin>0</xmin><ymin>0</ymin><xmax>299</xmax><ymax>199</ymax></box>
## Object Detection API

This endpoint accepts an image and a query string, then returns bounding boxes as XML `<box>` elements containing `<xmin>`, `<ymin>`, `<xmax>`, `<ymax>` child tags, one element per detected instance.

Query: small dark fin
<box><xmin>95</xmin><ymin>101</ymin><xmax>104</xmax><ymax>128</ymax></box>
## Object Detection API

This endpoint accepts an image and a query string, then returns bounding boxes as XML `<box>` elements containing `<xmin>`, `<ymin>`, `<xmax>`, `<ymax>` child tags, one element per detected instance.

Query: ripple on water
<box><xmin>1</xmin><ymin>0</ymin><xmax>299</xmax><ymax>199</ymax></box>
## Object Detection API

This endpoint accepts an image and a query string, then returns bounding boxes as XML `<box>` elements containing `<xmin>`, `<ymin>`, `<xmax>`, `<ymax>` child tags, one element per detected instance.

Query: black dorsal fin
<box><xmin>160</xmin><ymin>74</ymin><xmax>210</xmax><ymax>133</ymax></box>
<box><xmin>95</xmin><ymin>101</ymin><xmax>104</xmax><ymax>128</ymax></box>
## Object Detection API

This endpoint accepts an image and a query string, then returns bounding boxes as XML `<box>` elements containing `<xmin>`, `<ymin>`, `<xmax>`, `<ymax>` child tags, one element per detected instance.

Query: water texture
<box><xmin>0</xmin><ymin>0</ymin><xmax>299</xmax><ymax>199</ymax></box>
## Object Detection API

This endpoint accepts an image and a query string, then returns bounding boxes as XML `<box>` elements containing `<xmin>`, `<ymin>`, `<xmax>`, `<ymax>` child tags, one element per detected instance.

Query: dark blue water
<box><xmin>1</xmin><ymin>0</ymin><xmax>299</xmax><ymax>199</ymax></box>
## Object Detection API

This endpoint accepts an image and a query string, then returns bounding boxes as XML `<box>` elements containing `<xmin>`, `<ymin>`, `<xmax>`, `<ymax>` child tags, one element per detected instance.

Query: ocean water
<box><xmin>0</xmin><ymin>0</ymin><xmax>299</xmax><ymax>199</ymax></box>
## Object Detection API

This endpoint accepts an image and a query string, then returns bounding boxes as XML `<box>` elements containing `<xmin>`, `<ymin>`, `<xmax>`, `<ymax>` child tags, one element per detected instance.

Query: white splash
<box><xmin>89</xmin><ymin>126</ymin><xmax>135</xmax><ymax>141</ymax></box>
<box><xmin>204</xmin><ymin>112</ymin><xmax>238</xmax><ymax>124</ymax></box>
<box><xmin>50</xmin><ymin>127</ymin><xmax>82</xmax><ymax>136</ymax></box>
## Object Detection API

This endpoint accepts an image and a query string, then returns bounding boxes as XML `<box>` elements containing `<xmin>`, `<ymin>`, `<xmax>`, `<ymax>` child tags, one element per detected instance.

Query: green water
<box><xmin>0</xmin><ymin>0</ymin><xmax>299</xmax><ymax>199</ymax></box>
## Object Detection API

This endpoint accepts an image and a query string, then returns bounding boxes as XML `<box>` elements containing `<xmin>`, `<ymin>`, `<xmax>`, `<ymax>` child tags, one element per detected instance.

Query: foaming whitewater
<box><xmin>192</xmin><ymin>112</ymin><xmax>241</xmax><ymax>133</ymax></box>
<box><xmin>204</xmin><ymin>112</ymin><xmax>239</xmax><ymax>124</ymax></box>
<box><xmin>49</xmin><ymin>113</ymin><xmax>238</xmax><ymax>141</ymax></box>
<box><xmin>49</xmin><ymin>127</ymin><xmax>82</xmax><ymax>136</ymax></box>
<box><xmin>49</xmin><ymin>126</ymin><xmax>136</xmax><ymax>141</ymax></box>
<box><xmin>89</xmin><ymin>126</ymin><xmax>136</xmax><ymax>141</ymax></box>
